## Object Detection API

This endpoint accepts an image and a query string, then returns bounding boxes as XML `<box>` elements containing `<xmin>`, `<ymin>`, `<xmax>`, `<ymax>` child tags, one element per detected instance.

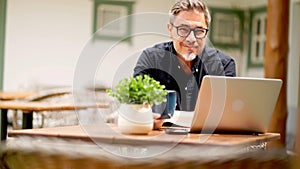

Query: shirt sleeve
<box><xmin>201</xmin><ymin>46</ymin><xmax>236</xmax><ymax>77</ymax></box>
<box><xmin>223</xmin><ymin>58</ymin><xmax>236</xmax><ymax>77</ymax></box>
<box><xmin>133</xmin><ymin>49</ymin><xmax>154</xmax><ymax>77</ymax></box>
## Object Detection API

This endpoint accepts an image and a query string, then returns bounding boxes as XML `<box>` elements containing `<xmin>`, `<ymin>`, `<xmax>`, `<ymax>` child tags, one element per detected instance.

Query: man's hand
<box><xmin>153</xmin><ymin>113</ymin><xmax>164</xmax><ymax>130</ymax></box>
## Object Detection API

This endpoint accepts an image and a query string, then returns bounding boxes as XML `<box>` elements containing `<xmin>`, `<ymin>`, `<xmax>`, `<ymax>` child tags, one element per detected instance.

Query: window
<box><xmin>93</xmin><ymin>0</ymin><xmax>135</xmax><ymax>42</ymax></box>
<box><xmin>209</xmin><ymin>8</ymin><xmax>244</xmax><ymax>49</ymax></box>
<box><xmin>212</xmin><ymin>13</ymin><xmax>240</xmax><ymax>44</ymax></box>
<box><xmin>248</xmin><ymin>7</ymin><xmax>267</xmax><ymax>68</ymax></box>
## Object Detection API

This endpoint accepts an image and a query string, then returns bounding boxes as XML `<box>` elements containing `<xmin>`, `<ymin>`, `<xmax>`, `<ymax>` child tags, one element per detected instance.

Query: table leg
<box><xmin>22</xmin><ymin>111</ymin><xmax>33</xmax><ymax>129</ymax></box>
<box><xmin>0</xmin><ymin>109</ymin><xmax>8</xmax><ymax>141</ymax></box>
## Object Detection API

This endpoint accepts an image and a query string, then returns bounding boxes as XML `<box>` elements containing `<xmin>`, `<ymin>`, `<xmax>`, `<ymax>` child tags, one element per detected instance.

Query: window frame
<box><xmin>209</xmin><ymin>8</ymin><xmax>244</xmax><ymax>49</ymax></box>
<box><xmin>247</xmin><ymin>7</ymin><xmax>267</xmax><ymax>68</ymax></box>
<box><xmin>93</xmin><ymin>0</ymin><xmax>135</xmax><ymax>42</ymax></box>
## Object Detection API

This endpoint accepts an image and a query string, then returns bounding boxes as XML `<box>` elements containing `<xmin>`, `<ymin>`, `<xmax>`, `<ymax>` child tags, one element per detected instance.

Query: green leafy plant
<box><xmin>106</xmin><ymin>75</ymin><xmax>168</xmax><ymax>105</ymax></box>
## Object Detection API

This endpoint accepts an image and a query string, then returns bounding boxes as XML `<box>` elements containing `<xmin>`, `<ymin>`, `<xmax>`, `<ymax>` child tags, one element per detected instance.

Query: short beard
<box><xmin>181</xmin><ymin>53</ymin><xmax>196</xmax><ymax>61</ymax></box>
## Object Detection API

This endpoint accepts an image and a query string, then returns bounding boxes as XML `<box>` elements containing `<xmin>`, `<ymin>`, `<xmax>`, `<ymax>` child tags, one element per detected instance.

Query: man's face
<box><xmin>168</xmin><ymin>10</ymin><xmax>208</xmax><ymax>61</ymax></box>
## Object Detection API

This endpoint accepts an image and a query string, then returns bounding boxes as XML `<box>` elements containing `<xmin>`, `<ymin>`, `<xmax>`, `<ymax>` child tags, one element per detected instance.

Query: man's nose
<box><xmin>186</xmin><ymin>31</ymin><xmax>197</xmax><ymax>41</ymax></box>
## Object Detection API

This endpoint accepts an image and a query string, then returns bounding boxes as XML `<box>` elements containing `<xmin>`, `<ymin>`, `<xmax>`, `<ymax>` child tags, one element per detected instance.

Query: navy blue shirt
<box><xmin>133</xmin><ymin>41</ymin><xmax>236</xmax><ymax>111</ymax></box>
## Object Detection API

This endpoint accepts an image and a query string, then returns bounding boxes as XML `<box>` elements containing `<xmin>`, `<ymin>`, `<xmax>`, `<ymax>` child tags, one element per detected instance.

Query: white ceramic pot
<box><xmin>117</xmin><ymin>104</ymin><xmax>153</xmax><ymax>134</ymax></box>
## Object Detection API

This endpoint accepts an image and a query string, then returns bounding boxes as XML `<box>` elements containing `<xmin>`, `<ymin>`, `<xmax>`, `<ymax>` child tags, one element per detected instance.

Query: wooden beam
<box><xmin>297</xmin><ymin>73</ymin><xmax>300</xmax><ymax>169</ymax></box>
<box><xmin>264</xmin><ymin>0</ymin><xmax>289</xmax><ymax>146</ymax></box>
<box><xmin>296</xmin><ymin>33</ymin><xmax>300</xmax><ymax>169</ymax></box>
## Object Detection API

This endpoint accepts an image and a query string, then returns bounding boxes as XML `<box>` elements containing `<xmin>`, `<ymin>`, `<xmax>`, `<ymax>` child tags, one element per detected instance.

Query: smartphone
<box><xmin>165</xmin><ymin>128</ymin><xmax>189</xmax><ymax>135</ymax></box>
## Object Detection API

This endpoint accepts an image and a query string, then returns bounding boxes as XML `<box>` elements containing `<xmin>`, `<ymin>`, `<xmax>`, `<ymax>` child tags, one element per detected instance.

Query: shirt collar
<box><xmin>169</xmin><ymin>41</ymin><xmax>203</xmax><ymax>71</ymax></box>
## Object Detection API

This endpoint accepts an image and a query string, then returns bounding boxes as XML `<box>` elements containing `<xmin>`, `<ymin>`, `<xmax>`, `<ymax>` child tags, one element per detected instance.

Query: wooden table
<box><xmin>4</xmin><ymin>128</ymin><xmax>289</xmax><ymax>169</ymax></box>
<box><xmin>0</xmin><ymin>91</ymin><xmax>36</xmax><ymax>100</ymax></box>
<box><xmin>0</xmin><ymin>91</ymin><xmax>36</xmax><ymax>141</ymax></box>
<box><xmin>8</xmin><ymin>125</ymin><xmax>280</xmax><ymax>147</ymax></box>
<box><xmin>0</xmin><ymin>101</ymin><xmax>109</xmax><ymax>141</ymax></box>
<box><xmin>5</xmin><ymin>125</ymin><xmax>288</xmax><ymax>169</ymax></box>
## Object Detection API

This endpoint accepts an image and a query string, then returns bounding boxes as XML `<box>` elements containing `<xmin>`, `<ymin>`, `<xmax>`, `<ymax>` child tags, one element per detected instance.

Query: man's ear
<box><xmin>167</xmin><ymin>23</ymin><xmax>173</xmax><ymax>38</ymax></box>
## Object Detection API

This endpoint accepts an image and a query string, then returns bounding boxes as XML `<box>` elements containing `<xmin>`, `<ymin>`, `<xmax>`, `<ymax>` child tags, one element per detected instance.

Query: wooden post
<box><xmin>295</xmin><ymin>43</ymin><xmax>300</xmax><ymax>169</ymax></box>
<box><xmin>264</xmin><ymin>0</ymin><xmax>289</xmax><ymax>147</ymax></box>
<box><xmin>296</xmin><ymin>82</ymin><xmax>300</xmax><ymax>169</ymax></box>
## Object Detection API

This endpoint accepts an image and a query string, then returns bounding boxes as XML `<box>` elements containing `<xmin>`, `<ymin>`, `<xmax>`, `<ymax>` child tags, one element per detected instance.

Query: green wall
<box><xmin>0</xmin><ymin>0</ymin><xmax>6</xmax><ymax>90</ymax></box>
<box><xmin>0</xmin><ymin>0</ymin><xmax>6</xmax><ymax>141</ymax></box>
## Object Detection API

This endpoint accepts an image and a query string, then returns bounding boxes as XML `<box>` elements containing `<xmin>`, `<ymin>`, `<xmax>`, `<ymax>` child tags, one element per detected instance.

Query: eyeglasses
<box><xmin>171</xmin><ymin>23</ymin><xmax>209</xmax><ymax>39</ymax></box>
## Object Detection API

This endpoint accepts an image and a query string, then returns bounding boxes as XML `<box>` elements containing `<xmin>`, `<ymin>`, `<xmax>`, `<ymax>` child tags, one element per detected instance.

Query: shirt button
<box><xmin>196</xmin><ymin>68</ymin><xmax>198</xmax><ymax>72</ymax></box>
<box><xmin>185</xmin><ymin>87</ymin><xmax>187</xmax><ymax>90</ymax></box>
<box><xmin>178</xmin><ymin>65</ymin><xmax>180</xmax><ymax>69</ymax></box>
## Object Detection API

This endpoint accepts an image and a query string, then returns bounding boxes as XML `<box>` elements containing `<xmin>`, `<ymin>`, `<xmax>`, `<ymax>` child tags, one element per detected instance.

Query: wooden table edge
<box><xmin>7</xmin><ymin>125</ymin><xmax>281</xmax><ymax>147</ymax></box>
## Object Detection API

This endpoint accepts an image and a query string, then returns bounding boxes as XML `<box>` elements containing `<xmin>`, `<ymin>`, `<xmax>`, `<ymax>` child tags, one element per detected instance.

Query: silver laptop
<box><xmin>188</xmin><ymin>75</ymin><xmax>282</xmax><ymax>134</ymax></box>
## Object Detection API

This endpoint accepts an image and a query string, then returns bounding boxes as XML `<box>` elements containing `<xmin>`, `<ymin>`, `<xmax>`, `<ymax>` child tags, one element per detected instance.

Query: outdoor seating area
<box><xmin>1</xmin><ymin>88</ymin><xmax>113</xmax><ymax>131</ymax></box>
<box><xmin>0</xmin><ymin>87</ymin><xmax>295</xmax><ymax>168</ymax></box>
<box><xmin>0</xmin><ymin>0</ymin><xmax>299</xmax><ymax>168</ymax></box>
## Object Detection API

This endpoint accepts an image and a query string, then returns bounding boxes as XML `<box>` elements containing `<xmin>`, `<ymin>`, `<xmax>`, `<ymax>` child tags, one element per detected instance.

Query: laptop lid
<box><xmin>189</xmin><ymin>75</ymin><xmax>282</xmax><ymax>134</ymax></box>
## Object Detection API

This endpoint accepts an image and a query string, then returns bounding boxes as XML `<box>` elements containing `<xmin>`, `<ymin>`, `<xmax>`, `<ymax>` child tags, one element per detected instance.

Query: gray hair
<box><xmin>169</xmin><ymin>0</ymin><xmax>211</xmax><ymax>28</ymax></box>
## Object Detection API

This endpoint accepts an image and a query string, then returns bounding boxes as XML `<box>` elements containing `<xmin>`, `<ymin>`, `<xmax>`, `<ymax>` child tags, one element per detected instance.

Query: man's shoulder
<box><xmin>204</xmin><ymin>46</ymin><xmax>234</xmax><ymax>61</ymax></box>
<box><xmin>142</xmin><ymin>41</ymin><xmax>174</xmax><ymax>58</ymax></box>
<box><xmin>152</xmin><ymin>41</ymin><xmax>173</xmax><ymax>50</ymax></box>
<box><xmin>143</xmin><ymin>41</ymin><xmax>172</xmax><ymax>52</ymax></box>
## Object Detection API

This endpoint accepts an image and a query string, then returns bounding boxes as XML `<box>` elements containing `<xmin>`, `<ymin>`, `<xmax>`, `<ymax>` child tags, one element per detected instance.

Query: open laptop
<box><xmin>166</xmin><ymin>75</ymin><xmax>282</xmax><ymax>134</ymax></box>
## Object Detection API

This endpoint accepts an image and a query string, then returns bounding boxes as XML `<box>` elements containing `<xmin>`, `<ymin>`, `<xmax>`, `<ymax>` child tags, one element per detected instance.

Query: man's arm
<box><xmin>223</xmin><ymin>58</ymin><xmax>236</xmax><ymax>77</ymax></box>
<box><xmin>133</xmin><ymin>50</ymin><xmax>153</xmax><ymax>77</ymax></box>
<box><xmin>201</xmin><ymin>46</ymin><xmax>236</xmax><ymax>77</ymax></box>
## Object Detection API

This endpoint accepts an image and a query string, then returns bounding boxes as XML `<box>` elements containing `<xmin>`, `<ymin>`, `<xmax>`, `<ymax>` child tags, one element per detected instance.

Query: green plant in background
<box><xmin>106</xmin><ymin>75</ymin><xmax>167</xmax><ymax>105</ymax></box>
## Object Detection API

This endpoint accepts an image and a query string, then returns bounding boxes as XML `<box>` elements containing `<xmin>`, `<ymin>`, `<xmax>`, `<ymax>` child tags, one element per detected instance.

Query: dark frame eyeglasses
<box><xmin>171</xmin><ymin>23</ymin><xmax>209</xmax><ymax>39</ymax></box>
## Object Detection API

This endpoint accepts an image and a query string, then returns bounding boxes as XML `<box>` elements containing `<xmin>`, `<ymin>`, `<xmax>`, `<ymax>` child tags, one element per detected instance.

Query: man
<box><xmin>134</xmin><ymin>0</ymin><xmax>236</xmax><ymax>113</ymax></box>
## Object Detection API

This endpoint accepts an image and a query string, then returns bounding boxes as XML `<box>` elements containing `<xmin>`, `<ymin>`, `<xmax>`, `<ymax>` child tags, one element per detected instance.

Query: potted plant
<box><xmin>106</xmin><ymin>75</ymin><xmax>167</xmax><ymax>134</ymax></box>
